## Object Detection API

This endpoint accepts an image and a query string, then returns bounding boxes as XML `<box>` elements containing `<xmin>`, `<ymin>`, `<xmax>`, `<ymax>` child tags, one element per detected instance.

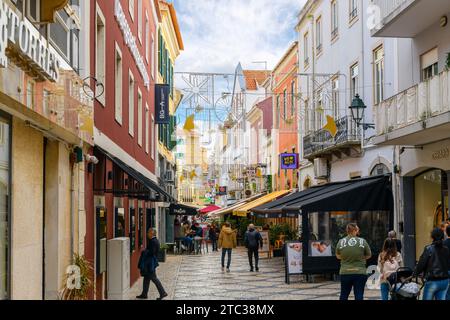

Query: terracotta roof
<box><xmin>242</xmin><ymin>70</ymin><xmax>270</xmax><ymax>90</ymax></box>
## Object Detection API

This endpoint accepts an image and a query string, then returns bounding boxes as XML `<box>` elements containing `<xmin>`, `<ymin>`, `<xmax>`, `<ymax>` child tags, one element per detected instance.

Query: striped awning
<box><xmin>233</xmin><ymin>190</ymin><xmax>291</xmax><ymax>217</ymax></box>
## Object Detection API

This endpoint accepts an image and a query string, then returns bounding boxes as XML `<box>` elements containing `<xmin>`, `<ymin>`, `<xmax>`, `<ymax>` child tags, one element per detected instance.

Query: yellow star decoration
<box><xmin>190</xmin><ymin>170</ymin><xmax>197</xmax><ymax>180</ymax></box>
<box><xmin>180</xmin><ymin>176</ymin><xmax>185</xmax><ymax>183</ymax></box>
<box><xmin>323</xmin><ymin>115</ymin><xmax>338</xmax><ymax>138</ymax></box>
<box><xmin>183</xmin><ymin>115</ymin><xmax>195</xmax><ymax>132</ymax></box>
<box><xmin>256</xmin><ymin>168</ymin><xmax>262</xmax><ymax>178</ymax></box>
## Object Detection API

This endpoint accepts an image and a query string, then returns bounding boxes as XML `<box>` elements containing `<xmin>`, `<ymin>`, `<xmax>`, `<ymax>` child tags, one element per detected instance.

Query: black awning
<box><xmin>96</xmin><ymin>147</ymin><xmax>175</xmax><ymax>203</ymax></box>
<box><xmin>169</xmin><ymin>203</ymin><xmax>199</xmax><ymax>216</ymax></box>
<box><xmin>252</xmin><ymin>175</ymin><xmax>393</xmax><ymax>216</ymax></box>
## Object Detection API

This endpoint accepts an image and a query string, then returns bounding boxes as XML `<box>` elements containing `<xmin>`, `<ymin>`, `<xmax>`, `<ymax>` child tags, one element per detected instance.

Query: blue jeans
<box><xmin>422</xmin><ymin>279</ymin><xmax>449</xmax><ymax>300</ymax></box>
<box><xmin>221</xmin><ymin>248</ymin><xmax>232</xmax><ymax>268</ymax></box>
<box><xmin>340</xmin><ymin>274</ymin><xmax>368</xmax><ymax>300</ymax></box>
<box><xmin>380</xmin><ymin>282</ymin><xmax>390</xmax><ymax>301</ymax></box>
<box><xmin>447</xmin><ymin>272</ymin><xmax>450</xmax><ymax>301</ymax></box>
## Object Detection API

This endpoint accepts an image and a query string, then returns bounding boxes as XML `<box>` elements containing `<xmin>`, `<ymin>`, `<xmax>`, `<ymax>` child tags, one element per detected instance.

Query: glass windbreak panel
<box><xmin>0</xmin><ymin>116</ymin><xmax>10</xmax><ymax>300</ymax></box>
<box><xmin>308</xmin><ymin>211</ymin><xmax>390</xmax><ymax>257</ymax></box>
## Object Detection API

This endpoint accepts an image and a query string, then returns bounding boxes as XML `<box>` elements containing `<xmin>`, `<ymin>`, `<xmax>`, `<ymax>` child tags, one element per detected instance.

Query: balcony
<box><xmin>371</xmin><ymin>0</ymin><xmax>450</xmax><ymax>38</ymax></box>
<box><xmin>303</xmin><ymin>116</ymin><xmax>362</xmax><ymax>161</ymax></box>
<box><xmin>373</xmin><ymin>70</ymin><xmax>450</xmax><ymax>146</ymax></box>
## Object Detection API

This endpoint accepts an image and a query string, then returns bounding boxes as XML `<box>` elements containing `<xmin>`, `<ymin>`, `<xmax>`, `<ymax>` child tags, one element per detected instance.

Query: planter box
<box><xmin>157</xmin><ymin>249</ymin><xmax>167</xmax><ymax>263</ymax></box>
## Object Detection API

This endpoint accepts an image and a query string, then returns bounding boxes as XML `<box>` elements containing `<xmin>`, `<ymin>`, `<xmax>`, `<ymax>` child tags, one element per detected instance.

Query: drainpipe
<box><xmin>70</xmin><ymin>155</ymin><xmax>76</xmax><ymax>263</ymax></box>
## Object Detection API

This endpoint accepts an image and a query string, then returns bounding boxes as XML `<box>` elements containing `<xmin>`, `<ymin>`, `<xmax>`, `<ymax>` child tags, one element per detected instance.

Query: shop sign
<box><xmin>114</xmin><ymin>0</ymin><xmax>150</xmax><ymax>87</ymax></box>
<box><xmin>155</xmin><ymin>84</ymin><xmax>170</xmax><ymax>124</ymax></box>
<box><xmin>0</xmin><ymin>0</ymin><xmax>62</xmax><ymax>81</ymax></box>
<box><xmin>432</xmin><ymin>147</ymin><xmax>449</xmax><ymax>160</ymax></box>
<box><xmin>217</xmin><ymin>186</ymin><xmax>227</xmax><ymax>196</ymax></box>
<box><xmin>280</xmin><ymin>153</ymin><xmax>299</xmax><ymax>170</ymax></box>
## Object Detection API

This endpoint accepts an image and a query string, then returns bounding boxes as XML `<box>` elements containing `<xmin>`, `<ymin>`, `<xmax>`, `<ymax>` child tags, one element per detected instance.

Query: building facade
<box><xmin>0</xmin><ymin>0</ymin><xmax>93</xmax><ymax>300</ymax></box>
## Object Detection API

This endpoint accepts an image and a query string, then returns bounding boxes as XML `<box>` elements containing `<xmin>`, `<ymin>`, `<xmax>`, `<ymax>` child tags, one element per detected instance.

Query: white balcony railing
<box><xmin>375</xmin><ymin>70</ymin><xmax>450</xmax><ymax>136</ymax></box>
<box><xmin>372</xmin><ymin>0</ymin><xmax>411</xmax><ymax>23</ymax></box>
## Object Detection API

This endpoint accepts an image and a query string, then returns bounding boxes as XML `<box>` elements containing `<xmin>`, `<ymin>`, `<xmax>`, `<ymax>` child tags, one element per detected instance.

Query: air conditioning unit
<box><xmin>314</xmin><ymin>158</ymin><xmax>328</xmax><ymax>179</ymax></box>
<box><xmin>165</xmin><ymin>170</ymin><xmax>174</xmax><ymax>182</ymax></box>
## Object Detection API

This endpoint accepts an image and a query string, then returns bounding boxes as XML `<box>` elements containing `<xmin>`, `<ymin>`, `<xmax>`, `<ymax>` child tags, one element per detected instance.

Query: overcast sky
<box><xmin>174</xmin><ymin>0</ymin><xmax>307</xmax><ymax>74</ymax></box>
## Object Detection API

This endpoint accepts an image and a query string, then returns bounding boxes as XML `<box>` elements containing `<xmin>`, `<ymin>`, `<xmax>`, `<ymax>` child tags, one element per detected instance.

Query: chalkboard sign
<box><xmin>285</xmin><ymin>241</ymin><xmax>303</xmax><ymax>284</ymax></box>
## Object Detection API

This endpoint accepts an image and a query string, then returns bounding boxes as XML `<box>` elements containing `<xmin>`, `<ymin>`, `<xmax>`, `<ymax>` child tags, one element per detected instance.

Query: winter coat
<box><xmin>244</xmin><ymin>229</ymin><xmax>263</xmax><ymax>249</ymax></box>
<box><xmin>138</xmin><ymin>237</ymin><xmax>160</xmax><ymax>276</ymax></box>
<box><xmin>414</xmin><ymin>242</ymin><xmax>450</xmax><ymax>281</ymax></box>
<box><xmin>218</xmin><ymin>227</ymin><xmax>237</xmax><ymax>249</ymax></box>
<box><xmin>209</xmin><ymin>228</ymin><xmax>217</xmax><ymax>241</ymax></box>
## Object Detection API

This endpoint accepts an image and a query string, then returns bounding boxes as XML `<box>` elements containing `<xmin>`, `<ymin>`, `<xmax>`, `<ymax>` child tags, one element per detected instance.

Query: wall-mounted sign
<box><xmin>280</xmin><ymin>153</ymin><xmax>299</xmax><ymax>170</ymax></box>
<box><xmin>115</xmin><ymin>0</ymin><xmax>150</xmax><ymax>87</ymax></box>
<box><xmin>155</xmin><ymin>84</ymin><xmax>170</xmax><ymax>124</ymax></box>
<box><xmin>0</xmin><ymin>0</ymin><xmax>62</xmax><ymax>81</ymax></box>
<box><xmin>432</xmin><ymin>147</ymin><xmax>449</xmax><ymax>160</ymax></box>
<box><xmin>217</xmin><ymin>186</ymin><xmax>227</xmax><ymax>196</ymax></box>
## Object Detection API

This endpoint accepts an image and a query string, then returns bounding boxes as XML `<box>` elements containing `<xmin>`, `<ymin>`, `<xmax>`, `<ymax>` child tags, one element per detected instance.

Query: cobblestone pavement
<box><xmin>128</xmin><ymin>247</ymin><xmax>381</xmax><ymax>300</ymax></box>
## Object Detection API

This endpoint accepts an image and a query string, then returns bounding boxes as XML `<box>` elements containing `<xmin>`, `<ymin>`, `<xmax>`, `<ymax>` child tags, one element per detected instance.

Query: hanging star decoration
<box><xmin>323</xmin><ymin>115</ymin><xmax>338</xmax><ymax>138</ymax></box>
<box><xmin>190</xmin><ymin>170</ymin><xmax>197</xmax><ymax>180</ymax></box>
<box><xmin>180</xmin><ymin>175</ymin><xmax>185</xmax><ymax>183</ymax></box>
<box><xmin>256</xmin><ymin>168</ymin><xmax>262</xmax><ymax>178</ymax></box>
<box><xmin>184</xmin><ymin>114</ymin><xmax>195</xmax><ymax>132</ymax></box>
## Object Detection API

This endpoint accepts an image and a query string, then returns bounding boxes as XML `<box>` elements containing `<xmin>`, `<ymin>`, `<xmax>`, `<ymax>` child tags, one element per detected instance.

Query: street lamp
<box><xmin>349</xmin><ymin>94</ymin><xmax>375</xmax><ymax>130</ymax></box>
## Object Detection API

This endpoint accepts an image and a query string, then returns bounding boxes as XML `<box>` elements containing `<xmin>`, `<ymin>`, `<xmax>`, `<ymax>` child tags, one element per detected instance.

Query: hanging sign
<box><xmin>280</xmin><ymin>153</ymin><xmax>299</xmax><ymax>170</ymax></box>
<box><xmin>217</xmin><ymin>186</ymin><xmax>227</xmax><ymax>196</ymax></box>
<box><xmin>155</xmin><ymin>84</ymin><xmax>170</xmax><ymax>124</ymax></box>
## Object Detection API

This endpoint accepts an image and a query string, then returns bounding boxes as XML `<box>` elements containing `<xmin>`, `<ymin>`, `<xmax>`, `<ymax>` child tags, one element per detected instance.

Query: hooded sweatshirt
<box><xmin>218</xmin><ymin>227</ymin><xmax>237</xmax><ymax>249</ymax></box>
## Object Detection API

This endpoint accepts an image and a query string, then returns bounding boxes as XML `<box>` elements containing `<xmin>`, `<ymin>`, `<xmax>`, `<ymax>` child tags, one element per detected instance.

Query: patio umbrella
<box><xmin>199</xmin><ymin>205</ymin><xmax>221</xmax><ymax>214</ymax></box>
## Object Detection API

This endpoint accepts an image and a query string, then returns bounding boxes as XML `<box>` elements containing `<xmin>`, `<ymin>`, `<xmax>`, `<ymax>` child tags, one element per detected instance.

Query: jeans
<box><xmin>221</xmin><ymin>248</ymin><xmax>232</xmax><ymax>268</ymax></box>
<box><xmin>141</xmin><ymin>272</ymin><xmax>167</xmax><ymax>298</ymax></box>
<box><xmin>447</xmin><ymin>272</ymin><xmax>450</xmax><ymax>301</ymax></box>
<box><xmin>380</xmin><ymin>282</ymin><xmax>390</xmax><ymax>301</ymax></box>
<box><xmin>422</xmin><ymin>279</ymin><xmax>449</xmax><ymax>300</ymax></box>
<box><xmin>340</xmin><ymin>274</ymin><xmax>368</xmax><ymax>300</ymax></box>
<box><xmin>211</xmin><ymin>239</ymin><xmax>217</xmax><ymax>251</ymax></box>
<box><xmin>247</xmin><ymin>247</ymin><xmax>259</xmax><ymax>270</ymax></box>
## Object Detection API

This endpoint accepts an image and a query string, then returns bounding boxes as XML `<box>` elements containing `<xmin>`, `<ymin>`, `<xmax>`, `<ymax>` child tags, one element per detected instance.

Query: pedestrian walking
<box><xmin>244</xmin><ymin>224</ymin><xmax>263</xmax><ymax>272</ymax></box>
<box><xmin>388</xmin><ymin>230</ymin><xmax>402</xmax><ymax>253</ymax></box>
<box><xmin>413</xmin><ymin>228</ymin><xmax>449</xmax><ymax>300</ymax></box>
<box><xmin>209</xmin><ymin>224</ymin><xmax>218</xmax><ymax>252</ymax></box>
<box><xmin>378</xmin><ymin>238</ymin><xmax>403</xmax><ymax>300</ymax></box>
<box><xmin>336</xmin><ymin>223</ymin><xmax>372</xmax><ymax>301</ymax></box>
<box><xmin>137</xmin><ymin>228</ymin><xmax>168</xmax><ymax>300</ymax></box>
<box><xmin>218</xmin><ymin>222</ymin><xmax>237</xmax><ymax>272</ymax></box>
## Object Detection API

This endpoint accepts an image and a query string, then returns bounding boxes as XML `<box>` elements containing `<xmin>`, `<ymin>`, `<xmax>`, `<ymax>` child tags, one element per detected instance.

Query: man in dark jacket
<box><xmin>244</xmin><ymin>224</ymin><xmax>263</xmax><ymax>272</ymax></box>
<box><xmin>137</xmin><ymin>228</ymin><xmax>168</xmax><ymax>300</ymax></box>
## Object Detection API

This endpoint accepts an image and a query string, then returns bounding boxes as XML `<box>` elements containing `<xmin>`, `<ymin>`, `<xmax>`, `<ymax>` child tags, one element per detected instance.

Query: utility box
<box><xmin>107</xmin><ymin>237</ymin><xmax>130</xmax><ymax>300</ymax></box>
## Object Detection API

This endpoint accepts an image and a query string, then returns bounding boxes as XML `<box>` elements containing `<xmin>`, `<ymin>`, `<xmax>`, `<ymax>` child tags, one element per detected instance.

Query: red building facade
<box><xmin>86</xmin><ymin>0</ymin><xmax>168</xmax><ymax>300</ymax></box>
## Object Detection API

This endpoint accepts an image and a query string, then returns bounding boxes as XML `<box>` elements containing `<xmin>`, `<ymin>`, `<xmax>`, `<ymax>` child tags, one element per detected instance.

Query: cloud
<box><xmin>174</xmin><ymin>0</ymin><xmax>307</xmax><ymax>73</ymax></box>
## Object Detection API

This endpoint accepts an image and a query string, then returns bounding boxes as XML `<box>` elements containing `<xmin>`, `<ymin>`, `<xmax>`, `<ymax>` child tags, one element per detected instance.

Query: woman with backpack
<box><xmin>413</xmin><ymin>228</ymin><xmax>450</xmax><ymax>300</ymax></box>
<box><xmin>378</xmin><ymin>238</ymin><xmax>403</xmax><ymax>300</ymax></box>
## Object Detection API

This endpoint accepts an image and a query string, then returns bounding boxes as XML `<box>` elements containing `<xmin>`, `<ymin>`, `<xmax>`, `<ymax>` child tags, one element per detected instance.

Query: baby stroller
<box><xmin>388</xmin><ymin>267</ymin><xmax>422</xmax><ymax>300</ymax></box>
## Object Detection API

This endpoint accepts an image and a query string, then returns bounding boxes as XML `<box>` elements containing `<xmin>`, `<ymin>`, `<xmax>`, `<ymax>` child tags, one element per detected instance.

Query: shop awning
<box><xmin>169</xmin><ymin>203</ymin><xmax>199</xmax><ymax>216</ymax></box>
<box><xmin>97</xmin><ymin>147</ymin><xmax>175</xmax><ymax>203</ymax></box>
<box><xmin>199</xmin><ymin>205</ymin><xmax>221</xmax><ymax>214</ymax></box>
<box><xmin>251</xmin><ymin>175</ymin><xmax>393</xmax><ymax>217</ymax></box>
<box><xmin>207</xmin><ymin>193</ymin><xmax>266</xmax><ymax>218</ymax></box>
<box><xmin>233</xmin><ymin>190</ymin><xmax>292</xmax><ymax>217</ymax></box>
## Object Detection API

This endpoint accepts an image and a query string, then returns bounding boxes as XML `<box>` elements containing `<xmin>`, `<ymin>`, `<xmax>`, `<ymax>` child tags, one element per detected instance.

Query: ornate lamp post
<box><xmin>349</xmin><ymin>94</ymin><xmax>374</xmax><ymax>130</ymax></box>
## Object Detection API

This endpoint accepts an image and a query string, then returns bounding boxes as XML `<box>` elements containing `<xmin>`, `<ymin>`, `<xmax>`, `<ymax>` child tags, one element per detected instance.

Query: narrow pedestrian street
<box><xmin>128</xmin><ymin>248</ymin><xmax>380</xmax><ymax>300</ymax></box>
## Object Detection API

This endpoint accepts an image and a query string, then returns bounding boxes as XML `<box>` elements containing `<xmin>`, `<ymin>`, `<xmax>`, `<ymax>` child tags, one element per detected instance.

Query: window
<box><xmin>350</xmin><ymin>63</ymin><xmax>359</xmax><ymax>98</ymax></box>
<box><xmin>49</xmin><ymin>13</ymin><xmax>70</xmax><ymax>59</ymax></box>
<box><xmin>291</xmin><ymin>81</ymin><xmax>296</xmax><ymax>116</ymax></box>
<box><xmin>0</xmin><ymin>115</ymin><xmax>10</xmax><ymax>300</ymax></box>
<box><xmin>421</xmin><ymin>48</ymin><xmax>439</xmax><ymax>81</ymax></box>
<box><xmin>304</xmin><ymin>99</ymin><xmax>310</xmax><ymax>133</ymax></box>
<box><xmin>317</xmin><ymin>90</ymin><xmax>324</xmax><ymax>129</ymax></box>
<box><xmin>71</xmin><ymin>33</ymin><xmax>79</xmax><ymax>71</ymax></box>
<box><xmin>349</xmin><ymin>0</ymin><xmax>358</xmax><ymax>21</ymax></box>
<box><xmin>26</xmin><ymin>80</ymin><xmax>34</xmax><ymax>109</ymax></box>
<box><xmin>129</xmin><ymin>71</ymin><xmax>135</xmax><ymax>136</ymax></box>
<box><xmin>138</xmin><ymin>89</ymin><xmax>143</xmax><ymax>146</ymax></box>
<box><xmin>304</xmin><ymin>33</ymin><xmax>309</xmax><ymax>66</ymax></box>
<box><xmin>115</xmin><ymin>44</ymin><xmax>123</xmax><ymax>124</ymax></box>
<box><xmin>12</xmin><ymin>0</ymin><xmax>24</xmax><ymax>13</ymax></box>
<box><xmin>151</xmin><ymin>116</ymin><xmax>155</xmax><ymax>159</ymax></box>
<box><xmin>145</xmin><ymin>12</ymin><xmax>149</xmax><ymax>63</ymax></box>
<box><xmin>43</xmin><ymin>89</ymin><xmax>50</xmax><ymax>116</ymax></box>
<box><xmin>276</xmin><ymin>95</ymin><xmax>280</xmax><ymax>128</ymax></box>
<box><xmin>283</xmin><ymin>90</ymin><xmax>287</xmax><ymax>120</ymax></box>
<box><xmin>96</xmin><ymin>7</ymin><xmax>106</xmax><ymax>106</ymax></box>
<box><xmin>145</xmin><ymin>104</ymin><xmax>149</xmax><ymax>154</ymax></box>
<box><xmin>138</xmin><ymin>0</ymin><xmax>142</xmax><ymax>43</ymax></box>
<box><xmin>129</xmin><ymin>0</ymin><xmax>135</xmax><ymax>21</ymax></box>
<box><xmin>316</xmin><ymin>17</ymin><xmax>322</xmax><ymax>53</ymax></box>
<box><xmin>331</xmin><ymin>0</ymin><xmax>339</xmax><ymax>39</ymax></box>
<box><xmin>151</xmin><ymin>35</ymin><xmax>155</xmax><ymax>79</ymax></box>
<box><xmin>332</xmin><ymin>77</ymin><xmax>339</xmax><ymax>119</ymax></box>
<box><xmin>373</xmin><ymin>46</ymin><xmax>384</xmax><ymax>105</ymax></box>
<box><xmin>370</xmin><ymin>164</ymin><xmax>390</xmax><ymax>176</ymax></box>
<box><xmin>27</xmin><ymin>0</ymin><xmax>40</xmax><ymax>22</ymax></box>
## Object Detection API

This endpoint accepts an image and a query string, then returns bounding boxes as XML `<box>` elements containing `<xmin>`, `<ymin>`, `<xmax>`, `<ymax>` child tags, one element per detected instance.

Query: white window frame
<box><xmin>48</xmin><ymin>12</ymin><xmax>70</xmax><ymax>61</ymax></box>
<box><xmin>331</xmin><ymin>77</ymin><xmax>339</xmax><ymax>119</ymax></box>
<box><xmin>138</xmin><ymin>0</ymin><xmax>142</xmax><ymax>43</ymax></box>
<box><xmin>316</xmin><ymin>16</ymin><xmax>322</xmax><ymax>53</ymax></box>
<box><xmin>27</xmin><ymin>0</ymin><xmax>40</xmax><ymax>23</ymax></box>
<box><xmin>129</xmin><ymin>0</ymin><xmax>135</xmax><ymax>21</ymax></box>
<box><xmin>304</xmin><ymin>32</ymin><xmax>309</xmax><ymax>67</ymax></box>
<box><xmin>129</xmin><ymin>70</ymin><xmax>135</xmax><ymax>137</ymax></box>
<box><xmin>373</xmin><ymin>46</ymin><xmax>384</xmax><ymax>105</ymax></box>
<box><xmin>331</xmin><ymin>0</ymin><xmax>339</xmax><ymax>39</ymax></box>
<box><xmin>26</xmin><ymin>79</ymin><xmax>35</xmax><ymax>109</ymax></box>
<box><xmin>350</xmin><ymin>63</ymin><xmax>359</xmax><ymax>98</ymax></box>
<box><xmin>151</xmin><ymin>115</ymin><xmax>155</xmax><ymax>159</ymax></box>
<box><xmin>145</xmin><ymin>11</ymin><xmax>149</xmax><ymax>63</ymax></box>
<box><xmin>145</xmin><ymin>103</ymin><xmax>149</xmax><ymax>154</ymax></box>
<box><xmin>138</xmin><ymin>88</ymin><xmax>143</xmax><ymax>146</ymax></box>
<box><xmin>151</xmin><ymin>34</ymin><xmax>155</xmax><ymax>80</ymax></box>
<box><xmin>115</xmin><ymin>43</ymin><xmax>123</xmax><ymax>125</ymax></box>
<box><xmin>349</xmin><ymin>0</ymin><xmax>358</xmax><ymax>21</ymax></box>
<box><xmin>96</xmin><ymin>5</ymin><xmax>106</xmax><ymax>106</ymax></box>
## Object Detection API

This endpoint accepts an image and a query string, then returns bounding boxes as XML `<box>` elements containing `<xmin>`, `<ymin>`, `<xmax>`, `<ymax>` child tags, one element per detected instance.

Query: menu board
<box><xmin>259</xmin><ymin>231</ymin><xmax>270</xmax><ymax>253</ymax></box>
<box><xmin>285</xmin><ymin>241</ymin><xmax>303</xmax><ymax>276</ymax></box>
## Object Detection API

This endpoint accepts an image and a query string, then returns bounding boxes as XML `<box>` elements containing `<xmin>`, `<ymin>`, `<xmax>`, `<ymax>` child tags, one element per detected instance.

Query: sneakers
<box><xmin>157</xmin><ymin>292</ymin><xmax>168</xmax><ymax>300</ymax></box>
<box><xmin>226</xmin><ymin>268</ymin><xmax>230</xmax><ymax>273</ymax></box>
<box><xmin>255</xmin><ymin>267</ymin><xmax>259</xmax><ymax>272</ymax></box>
<box><xmin>221</xmin><ymin>266</ymin><xmax>225</xmax><ymax>272</ymax></box>
<box><xmin>250</xmin><ymin>268</ymin><xmax>254</xmax><ymax>272</ymax></box>
<box><xmin>136</xmin><ymin>294</ymin><xmax>148</xmax><ymax>299</ymax></box>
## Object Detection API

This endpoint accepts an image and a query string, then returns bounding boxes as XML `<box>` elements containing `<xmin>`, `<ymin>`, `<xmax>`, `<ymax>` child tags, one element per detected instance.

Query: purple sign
<box><xmin>280</xmin><ymin>153</ymin><xmax>299</xmax><ymax>170</ymax></box>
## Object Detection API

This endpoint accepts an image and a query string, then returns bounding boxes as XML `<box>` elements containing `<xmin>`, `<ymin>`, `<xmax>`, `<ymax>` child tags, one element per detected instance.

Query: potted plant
<box><xmin>158</xmin><ymin>243</ymin><xmax>169</xmax><ymax>262</ymax></box>
<box><xmin>269</xmin><ymin>224</ymin><xmax>297</xmax><ymax>257</ymax></box>
<box><xmin>60</xmin><ymin>254</ymin><xmax>93</xmax><ymax>300</ymax></box>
